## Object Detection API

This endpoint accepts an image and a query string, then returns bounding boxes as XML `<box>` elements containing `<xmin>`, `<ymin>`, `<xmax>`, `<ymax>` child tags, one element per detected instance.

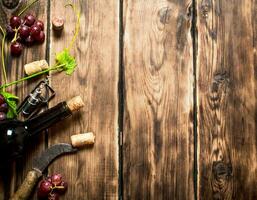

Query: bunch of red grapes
<box><xmin>0</xmin><ymin>94</ymin><xmax>8</xmax><ymax>120</ymax></box>
<box><xmin>6</xmin><ymin>14</ymin><xmax>45</xmax><ymax>56</ymax></box>
<box><xmin>38</xmin><ymin>174</ymin><xmax>68</xmax><ymax>200</ymax></box>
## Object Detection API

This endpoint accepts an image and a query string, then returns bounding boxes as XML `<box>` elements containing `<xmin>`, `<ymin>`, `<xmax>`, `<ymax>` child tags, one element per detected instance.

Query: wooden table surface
<box><xmin>0</xmin><ymin>0</ymin><xmax>256</xmax><ymax>199</ymax></box>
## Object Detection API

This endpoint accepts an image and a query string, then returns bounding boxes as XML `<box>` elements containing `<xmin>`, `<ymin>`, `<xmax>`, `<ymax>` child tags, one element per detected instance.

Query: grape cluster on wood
<box><xmin>6</xmin><ymin>14</ymin><xmax>45</xmax><ymax>56</ymax></box>
<box><xmin>38</xmin><ymin>174</ymin><xmax>68</xmax><ymax>200</ymax></box>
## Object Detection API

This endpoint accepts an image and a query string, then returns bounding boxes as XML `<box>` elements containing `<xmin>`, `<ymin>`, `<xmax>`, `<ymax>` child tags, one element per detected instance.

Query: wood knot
<box><xmin>212</xmin><ymin>161</ymin><xmax>232</xmax><ymax>180</ymax></box>
<box><xmin>158</xmin><ymin>7</ymin><xmax>172</xmax><ymax>24</ymax></box>
<box><xmin>201</xmin><ymin>0</ymin><xmax>212</xmax><ymax>18</ymax></box>
<box><xmin>211</xmin><ymin>71</ymin><xmax>229</xmax><ymax>92</ymax></box>
<box><xmin>208</xmin><ymin>71</ymin><xmax>229</xmax><ymax>110</ymax></box>
<box><xmin>1</xmin><ymin>0</ymin><xmax>21</xmax><ymax>9</ymax></box>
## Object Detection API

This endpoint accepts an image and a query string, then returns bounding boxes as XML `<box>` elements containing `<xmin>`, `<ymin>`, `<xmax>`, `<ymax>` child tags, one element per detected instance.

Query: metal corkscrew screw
<box><xmin>17</xmin><ymin>78</ymin><xmax>55</xmax><ymax>118</ymax></box>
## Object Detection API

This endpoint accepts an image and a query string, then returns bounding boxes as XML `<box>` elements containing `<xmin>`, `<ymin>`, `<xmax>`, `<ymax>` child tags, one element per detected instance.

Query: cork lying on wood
<box><xmin>52</xmin><ymin>16</ymin><xmax>64</xmax><ymax>31</ymax></box>
<box><xmin>70</xmin><ymin>132</ymin><xmax>95</xmax><ymax>148</ymax></box>
<box><xmin>67</xmin><ymin>96</ymin><xmax>84</xmax><ymax>112</ymax></box>
<box><xmin>24</xmin><ymin>60</ymin><xmax>49</xmax><ymax>75</ymax></box>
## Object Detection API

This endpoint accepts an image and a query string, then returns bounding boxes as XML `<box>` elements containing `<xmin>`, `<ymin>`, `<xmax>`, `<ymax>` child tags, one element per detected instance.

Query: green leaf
<box><xmin>55</xmin><ymin>49</ymin><xmax>77</xmax><ymax>75</ymax></box>
<box><xmin>0</xmin><ymin>91</ymin><xmax>19</xmax><ymax>119</ymax></box>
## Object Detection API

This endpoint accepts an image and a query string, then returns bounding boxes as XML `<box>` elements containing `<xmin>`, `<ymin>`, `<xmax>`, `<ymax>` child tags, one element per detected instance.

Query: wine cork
<box><xmin>24</xmin><ymin>60</ymin><xmax>49</xmax><ymax>75</ymax></box>
<box><xmin>52</xmin><ymin>17</ymin><xmax>64</xmax><ymax>31</ymax></box>
<box><xmin>71</xmin><ymin>132</ymin><xmax>95</xmax><ymax>148</ymax></box>
<box><xmin>67</xmin><ymin>96</ymin><xmax>84</xmax><ymax>112</ymax></box>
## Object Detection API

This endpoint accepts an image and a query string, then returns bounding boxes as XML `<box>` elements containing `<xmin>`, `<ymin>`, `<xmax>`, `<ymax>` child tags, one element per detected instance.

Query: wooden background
<box><xmin>0</xmin><ymin>0</ymin><xmax>256</xmax><ymax>199</ymax></box>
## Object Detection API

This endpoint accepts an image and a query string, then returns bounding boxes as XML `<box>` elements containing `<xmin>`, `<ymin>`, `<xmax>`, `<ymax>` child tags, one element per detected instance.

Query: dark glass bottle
<box><xmin>0</xmin><ymin>96</ymin><xmax>84</xmax><ymax>164</ymax></box>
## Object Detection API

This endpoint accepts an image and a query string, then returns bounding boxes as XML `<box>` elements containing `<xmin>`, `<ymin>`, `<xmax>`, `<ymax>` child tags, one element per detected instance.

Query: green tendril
<box><xmin>65</xmin><ymin>3</ymin><xmax>81</xmax><ymax>51</ymax></box>
<box><xmin>18</xmin><ymin>0</ymin><xmax>39</xmax><ymax>16</ymax></box>
<box><xmin>1</xmin><ymin>34</ymin><xmax>7</xmax><ymax>85</ymax></box>
<box><xmin>0</xmin><ymin>25</ymin><xmax>7</xmax><ymax>88</ymax></box>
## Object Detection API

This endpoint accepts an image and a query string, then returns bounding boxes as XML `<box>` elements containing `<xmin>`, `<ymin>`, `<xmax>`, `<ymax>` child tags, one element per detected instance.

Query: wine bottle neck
<box><xmin>24</xmin><ymin>102</ymin><xmax>72</xmax><ymax>136</ymax></box>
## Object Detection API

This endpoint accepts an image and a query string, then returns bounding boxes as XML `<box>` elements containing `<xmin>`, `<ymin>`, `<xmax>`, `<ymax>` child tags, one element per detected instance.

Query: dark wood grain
<box><xmin>122</xmin><ymin>0</ymin><xmax>194</xmax><ymax>199</ymax></box>
<box><xmin>197</xmin><ymin>0</ymin><xmax>257</xmax><ymax>199</ymax></box>
<box><xmin>0</xmin><ymin>1</ymin><xmax>48</xmax><ymax>200</ymax></box>
<box><xmin>48</xmin><ymin>0</ymin><xmax>119</xmax><ymax>199</ymax></box>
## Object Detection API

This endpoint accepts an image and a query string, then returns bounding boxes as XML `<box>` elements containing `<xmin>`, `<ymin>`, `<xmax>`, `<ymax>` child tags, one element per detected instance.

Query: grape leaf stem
<box><xmin>0</xmin><ymin>25</ymin><xmax>8</xmax><ymax>88</ymax></box>
<box><xmin>0</xmin><ymin>64</ymin><xmax>65</xmax><ymax>89</ymax></box>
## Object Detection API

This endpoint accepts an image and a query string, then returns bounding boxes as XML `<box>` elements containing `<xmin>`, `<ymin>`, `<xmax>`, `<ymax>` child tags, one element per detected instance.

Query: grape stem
<box><xmin>49</xmin><ymin>185</ymin><xmax>65</xmax><ymax>195</ymax></box>
<box><xmin>52</xmin><ymin>186</ymin><xmax>65</xmax><ymax>189</ymax></box>
<box><xmin>0</xmin><ymin>64</ymin><xmax>65</xmax><ymax>89</ymax></box>
<box><xmin>11</xmin><ymin>27</ymin><xmax>20</xmax><ymax>43</ymax></box>
<box><xmin>18</xmin><ymin>0</ymin><xmax>40</xmax><ymax>16</ymax></box>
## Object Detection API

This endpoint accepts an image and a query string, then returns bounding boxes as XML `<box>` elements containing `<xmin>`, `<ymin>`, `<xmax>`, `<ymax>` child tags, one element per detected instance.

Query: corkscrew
<box><xmin>17</xmin><ymin>78</ymin><xmax>55</xmax><ymax>118</ymax></box>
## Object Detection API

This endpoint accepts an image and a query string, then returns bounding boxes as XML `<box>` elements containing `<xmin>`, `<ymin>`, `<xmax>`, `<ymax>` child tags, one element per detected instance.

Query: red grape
<box><xmin>35</xmin><ymin>31</ymin><xmax>45</xmax><ymax>43</ymax></box>
<box><xmin>25</xmin><ymin>35</ymin><xmax>35</xmax><ymax>46</ymax></box>
<box><xmin>51</xmin><ymin>174</ymin><xmax>62</xmax><ymax>186</ymax></box>
<box><xmin>0</xmin><ymin>112</ymin><xmax>7</xmax><ymax>121</ymax></box>
<box><xmin>0</xmin><ymin>94</ymin><xmax>5</xmax><ymax>105</ymax></box>
<box><xmin>0</xmin><ymin>103</ymin><xmax>8</xmax><ymax>113</ymax></box>
<box><xmin>5</xmin><ymin>25</ymin><xmax>15</xmax><ymax>39</ymax></box>
<box><xmin>56</xmin><ymin>181</ymin><xmax>68</xmax><ymax>194</ymax></box>
<box><xmin>30</xmin><ymin>25</ymin><xmax>41</xmax><ymax>39</ymax></box>
<box><xmin>24</xmin><ymin>14</ymin><xmax>36</xmax><ymax>26</ymax></box>
<box><xmin>48</xmin><ymin>193</ymin><xmax>59</xmax><ymax>200</ymax></box>
<box><xmin>35</xmin><ymin>20</ymin><xmax>44</xmax><ymax>30</ymax></box>
<box><xmin>10</xmin><ymin>16</ymin><xmax>21</xmax><ymax>28</ymax></box>
<box><xmin>18</xmin><ymin>25</ymin><xmax>30</xmax><ymax>39</ymax></box>
<box><xmin>10</xmin><ymin>42</ymin><xmax>23</xmax><ymax>56</ymax></box>
<box><xmin>38</xmin><ymin>180</ymin><xmax>53</xmax><ymax>198</ymax></box>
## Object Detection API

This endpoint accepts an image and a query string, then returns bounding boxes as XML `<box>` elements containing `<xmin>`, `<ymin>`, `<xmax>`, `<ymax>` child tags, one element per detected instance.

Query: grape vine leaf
<box><xmin>55</xmin><ymin>49</ymin><xmax>77</xmax><ymax>75</ymax></box>
<box><xmin>0</xmin><ymin>91</ymin><xmax>19</xmax><ymax>119</ymax></box>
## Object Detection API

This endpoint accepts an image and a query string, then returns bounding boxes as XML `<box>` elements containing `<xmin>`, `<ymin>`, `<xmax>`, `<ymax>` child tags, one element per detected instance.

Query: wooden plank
<box><xmin>197</xmin><ymin>0</ymin><xmax>257</xmax><ymax>199</ymax></box>
<box><xmin>123</xmin><ymin>0</ymin><xmax>194</xmax><ymax>199</ymax></box>
<box><xmin>0</xmin><ymin>1</ymin><xmax>48</xmax><ymax>199</ymax></box>
<box><xmin>48</xmin><ymin>0</ymin><xmax>119</xmax><ymax>199</ymax></box>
